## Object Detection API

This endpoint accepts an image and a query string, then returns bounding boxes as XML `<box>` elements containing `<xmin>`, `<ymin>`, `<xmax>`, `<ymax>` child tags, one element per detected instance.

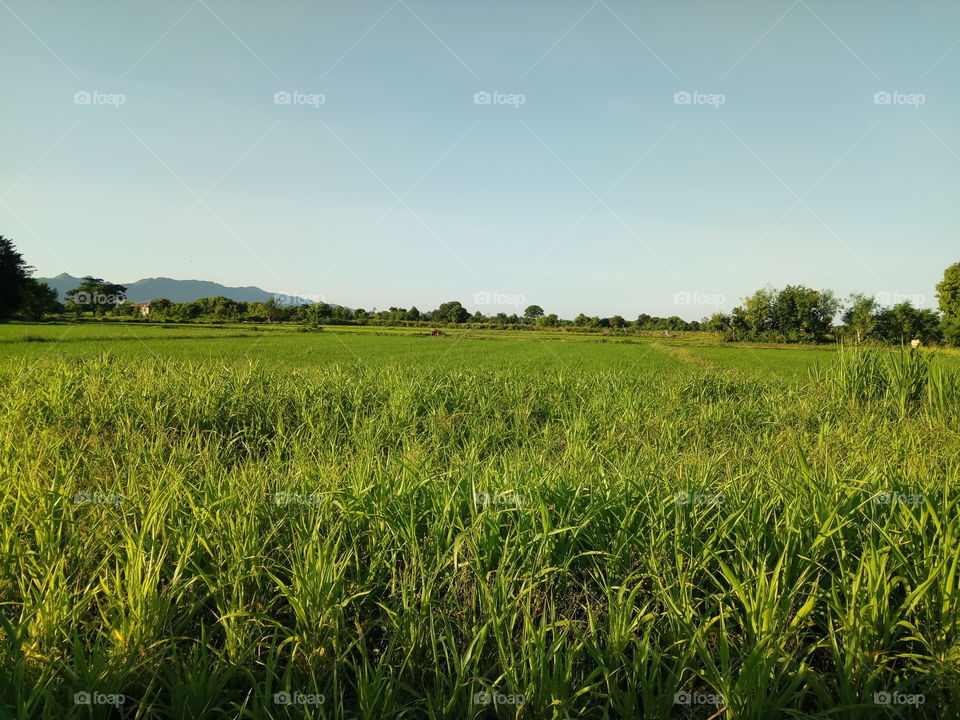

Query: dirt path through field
<box><xmin>650</xmin><ymin>342</ymin><xmax>720</xmax><ymax>370</ymax></box>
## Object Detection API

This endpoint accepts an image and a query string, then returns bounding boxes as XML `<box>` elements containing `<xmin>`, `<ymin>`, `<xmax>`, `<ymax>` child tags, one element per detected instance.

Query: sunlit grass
<box><xmin>1</xmin><ymin>333</ymin><xmax>958</xmax><ymax>718</ymax></box>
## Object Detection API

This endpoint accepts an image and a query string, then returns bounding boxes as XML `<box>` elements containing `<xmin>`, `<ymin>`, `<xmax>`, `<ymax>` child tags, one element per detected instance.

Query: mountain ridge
<box><xmin>37</xmin><ymin>273</ymin><xmax>328</xmax><ymax>306</ymax></box>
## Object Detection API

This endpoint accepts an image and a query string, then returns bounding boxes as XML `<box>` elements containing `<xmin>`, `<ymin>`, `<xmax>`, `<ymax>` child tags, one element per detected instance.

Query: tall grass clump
<box><xmin>811</xmin><ymin>344</ymin><xmax>959</xmax><ymax>423</ymax></box>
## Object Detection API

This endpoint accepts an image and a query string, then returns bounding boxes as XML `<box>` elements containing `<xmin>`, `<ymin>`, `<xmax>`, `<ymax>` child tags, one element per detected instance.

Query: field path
<box><xmin>650</xmin><ymin>341</ymin><xmax>720</xmax><ymax>370</ymax></box>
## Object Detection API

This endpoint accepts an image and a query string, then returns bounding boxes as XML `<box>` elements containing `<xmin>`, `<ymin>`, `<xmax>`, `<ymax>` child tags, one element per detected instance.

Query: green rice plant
<box><xmin>885</xmin><ymin>347</ymin><xmax>933</xmax><ymax>416</ymax></box>
<box><xmin>813</xmin><ymin>344</ymin><xmax>959</xmax><ymax>423</ymax></box>
<box><xmin>810</xmin><ymin>344</ymin><xmax>888</xmax><ymax>404</ymax></box>
<box><xmin>0</xmin><ymin>332</ymin><xmax>958</xmax><ymax>718</ymax></box>
<box><xmin>927</xmin><ymin>362</ymin><xmax>960</xmax><ymax>425</ymax></box>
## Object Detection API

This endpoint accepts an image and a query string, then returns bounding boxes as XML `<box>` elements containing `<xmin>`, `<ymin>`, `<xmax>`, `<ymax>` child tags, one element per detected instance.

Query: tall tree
<box><xmin>733</xmin><ymin>287</ymin><xmax>776</xmax><ymax>337</ymax></box>
<box><xmin>249</xmin><ymin>298</ymin><xmax>283</xmax><ymax>322</ymax></box>
<box><xmin>936</xmin><ymin>262</ymin><xmax>960</xmax><ymax>345</ymax></box>
<box><xmin>435</xmin><ymin>301</ymin><xmax>469</xmax><ymax>324</ymax></box>
<box><xmin>0</xmin><ymin>235</ymin><xmax>31</xmax><ymax>318</ymax></box>
<box><xmin>731</xmin><ymin>285</ymin><xmax>838</xmax><ymax>342</ymax></box>
<box><xmin>706</xmin><ymin>313</ymin><xmax>733</xmax><ymax>338</ymax></box>
<box><xmin>842</xmin><ymin>293</ymin><xmax>877</xmax><ymax>344</ymax></box>
<box><xmin>874</xmin><ymin>302</ymin><xmax>942</xmax><ymax>345</ymax></box>
<box><xmin>772</xmin><ymin>285</ymin><xmax>838</xmax><ymax>342</ymax></box>
<box><xmin>523</xmin><ymin>305</ymin><xmax>545</xmax><ymax>320</ymax></box>
<box><xmin>66</xmin><ymin>277</ymin><xmax>127</xmax><ymax>315</ymax></box>
<box><xmin>20</xmin><ymin>279</ymin><xmax>60</xmax><ymax>319</ymax></box>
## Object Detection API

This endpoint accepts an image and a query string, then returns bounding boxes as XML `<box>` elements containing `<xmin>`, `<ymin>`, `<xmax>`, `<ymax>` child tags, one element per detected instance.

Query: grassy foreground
<box><xmin>1</xmin><ymin>328</ymin><xmax>959</xmax><ymax>718</ymax></box>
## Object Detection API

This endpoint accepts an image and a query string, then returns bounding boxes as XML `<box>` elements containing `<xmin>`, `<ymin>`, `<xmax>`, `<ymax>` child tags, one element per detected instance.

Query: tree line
<box><xmin>58</xmin><ymin>289</ymin><xmax>712</xmax><ymax>332</ymax></box>
<box><xmin>703</xmin><ymin>281</ymin><xmax>959</xmax><ymax>345</ymax></box>
<box><xmin>2</xmin><ymin>235</ymin><xmax>959</xmax><ymax>345</ymax></box>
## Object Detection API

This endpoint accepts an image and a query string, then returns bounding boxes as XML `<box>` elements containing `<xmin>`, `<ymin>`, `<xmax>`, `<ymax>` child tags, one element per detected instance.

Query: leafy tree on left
<box><xmin>0</xmin><ymin>235</ymin><xmax>31</xmax><ymax>317</ymax></box>
<box><xmin>0</xmin><ymin>235</ymin><xmax>60</xmax><ymax>319</ymax></box>
<box><xmin>20</xmin><ymin>280</ymin><xmax>60</xmax><ymax>319</ymax></box>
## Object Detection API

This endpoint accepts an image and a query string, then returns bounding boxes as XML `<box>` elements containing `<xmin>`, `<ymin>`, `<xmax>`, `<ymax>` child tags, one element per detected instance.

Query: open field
<box><xmin>3</xmin><ymin>321</ymin><xmax>958</xmax><ymax>378</ymax></box>
<box><xmin>0</xmin><ymin>322</ymin><xmax>685</xmax><ymax>374</ymax></box>
<box><xmin>2</xmin><ymin>323</ymin><xmax>959</xmax><ymax>718</ymax></box>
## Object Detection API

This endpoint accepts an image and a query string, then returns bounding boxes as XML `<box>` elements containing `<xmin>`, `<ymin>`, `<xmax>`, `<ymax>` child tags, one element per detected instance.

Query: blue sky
<box><xmin>2</xmin><ymin>0</ymin><xmax>958</xmax><ymax>319</ymax></box>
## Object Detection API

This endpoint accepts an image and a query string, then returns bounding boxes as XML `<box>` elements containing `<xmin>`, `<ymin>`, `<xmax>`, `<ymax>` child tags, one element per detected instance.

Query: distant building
<box><xmin>129</xmin><ymin>301</ymin><xmax>151</xmax><ymax>316</ymax></box>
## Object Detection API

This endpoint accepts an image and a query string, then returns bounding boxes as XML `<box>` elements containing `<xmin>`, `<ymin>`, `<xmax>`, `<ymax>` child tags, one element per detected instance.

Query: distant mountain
<box><xmin>37</xmin><ymin>273</ymin><xmax>329</xmax><ymax>306</ymax></box>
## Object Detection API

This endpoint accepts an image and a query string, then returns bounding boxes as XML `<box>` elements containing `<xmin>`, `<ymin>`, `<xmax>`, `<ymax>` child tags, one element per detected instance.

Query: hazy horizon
<box><xmin>3</xmin><ymin>0</ymin><xmax>959</xmax><ymax>319</ymax></box>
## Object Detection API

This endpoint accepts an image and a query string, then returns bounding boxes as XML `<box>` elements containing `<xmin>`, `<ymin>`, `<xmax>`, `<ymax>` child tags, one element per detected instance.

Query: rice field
<box><xmin>1</xmin><ymin>323</ymin><xmax>959</xmax><ymax>718</ymax></box>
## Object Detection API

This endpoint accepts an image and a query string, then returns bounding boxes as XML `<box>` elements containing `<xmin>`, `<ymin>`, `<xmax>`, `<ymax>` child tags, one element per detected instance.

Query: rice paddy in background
<box><xmin>1</xmin><ymin>323</ymin><xmax>959</xmax><ymax>718</ymax></box>
<box><xmin>681</xmin><ymin>345</ymin><xmax>845</xmax><ymax>379</ymax></box>
<box><xmin>0</xmin><ymin>323</ymin><xmax>683</xmax><ymax>373</ymax></box>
